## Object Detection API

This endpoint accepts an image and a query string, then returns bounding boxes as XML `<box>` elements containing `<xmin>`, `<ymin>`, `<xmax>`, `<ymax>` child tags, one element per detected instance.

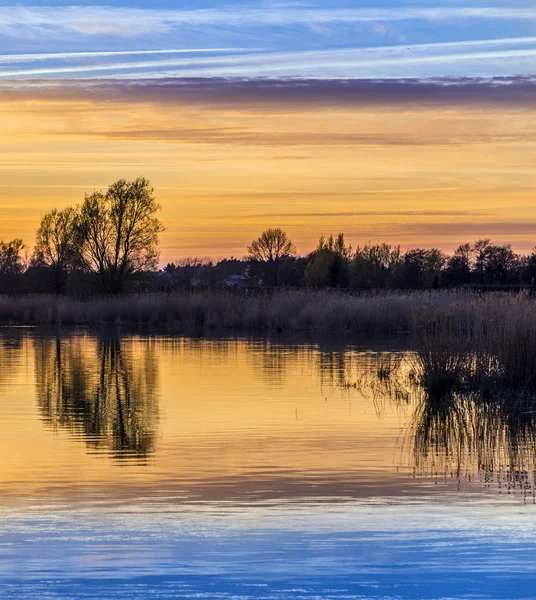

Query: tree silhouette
<box><xmin>305</xmin><ymin>234</ymin><xmax>351</xmax><ymax>288</ymax></box>
<box><xmin>75</xmin><ymin>178</ymin><xmax>164</xmax><ymax>293</ymax></box>
<box><xmin>0</xmin><ymin>239</ymin><xmax>25</xmax><ymax>275</ymax></box>
<box><xmin>247</xmin><ymin>228</ymin><xmax>295</xmax><ymax>285</ymax></box>
<box><xmin>33</xmin><ymin>207</ymin><xmax>77</xmax><ymax>294</ymax></box>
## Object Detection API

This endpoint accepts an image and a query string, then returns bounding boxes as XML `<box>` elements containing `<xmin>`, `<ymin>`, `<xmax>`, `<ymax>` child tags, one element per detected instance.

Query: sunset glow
<box><xmin>2</xmin><ymin>78</ymin><xmax>536</xmax><ymax>262</ymax></box>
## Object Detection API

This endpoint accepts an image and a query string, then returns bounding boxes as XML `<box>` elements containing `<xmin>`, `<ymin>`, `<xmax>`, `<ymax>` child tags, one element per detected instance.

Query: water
<box><xmin>0</xmin><ymin>329</ymin><xmax>535</xmax><ymax>599</ymax></box>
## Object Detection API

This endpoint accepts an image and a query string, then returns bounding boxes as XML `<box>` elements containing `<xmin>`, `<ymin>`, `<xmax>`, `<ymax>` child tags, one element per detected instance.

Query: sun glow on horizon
<box><xmin>1</xmin><ymin>79</ymin><xmax>535</xmax><ymax>263</ymax></box>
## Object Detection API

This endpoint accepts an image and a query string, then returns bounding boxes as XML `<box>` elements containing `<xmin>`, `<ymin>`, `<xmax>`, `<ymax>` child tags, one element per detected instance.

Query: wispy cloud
<box><xmin>214</xmin><ymin>210</ymin><xmax>494</xmax><ymax>219</ymax></box>
<box><xmin>0</xmin><ymin>5</ymin><xmax>534</xmax><ymax>79</ymax></box>
<box><xmin>310</xmin><ymin>221</ymin><xmax>536</xmax><ymax>243</ymax></box>
<box><xmin>1</xmin><ymin>6</ymin><xmax>536</xmax><ymax>39</ymax></box>
<box><xmin>1</xmin><ymin>38</ymin><xmax>535</xmax><ymax>79</ymax></box>
<box><xmin>72</xmin><ymin>127</ymin><xmax>535</xmax><ymax>147</ymax></box>
<box><xmin>384</xmin><ymin>222</ymin><xmax>536</xmax><ymax>237</ymax></box>
<box><xmin>0</xmin><ymin>48</ymin><xmax>258</xmax><ymax>65</ymax></box>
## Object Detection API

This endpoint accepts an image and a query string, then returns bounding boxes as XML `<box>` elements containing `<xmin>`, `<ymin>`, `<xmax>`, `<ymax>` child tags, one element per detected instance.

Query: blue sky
<box><xmin>0</xmin><ymin>1</ymin><xmax>535</xmax><ymax>79</ymax></box>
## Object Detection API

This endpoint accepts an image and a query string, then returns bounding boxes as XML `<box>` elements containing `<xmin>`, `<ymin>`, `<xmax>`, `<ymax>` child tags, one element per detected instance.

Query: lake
<box><xmin>0</xmin><ymin>329</ymin><xmax>535</xmax><ymax>599</ymax></box>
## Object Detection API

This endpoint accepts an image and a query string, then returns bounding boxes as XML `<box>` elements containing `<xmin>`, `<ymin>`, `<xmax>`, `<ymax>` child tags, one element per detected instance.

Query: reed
<box><xmin>412</xmin><ymin>292</ymin><xmax>536</xmax><ymax>395</ymax></box>
<box><xmin>1</xmin><ymin>291</ymin><xmax>536</xmax><ymax>360</ymax></box>
<box><xmin>0</xmin><ymin>289</ymin><xmax>467</xmax><ymax>331</ymax></box>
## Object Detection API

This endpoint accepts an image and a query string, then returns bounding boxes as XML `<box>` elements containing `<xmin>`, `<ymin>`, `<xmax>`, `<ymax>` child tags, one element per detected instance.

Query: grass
<box><xmin>412</xmin><ymin>292</ymin><xmax>536</xmax><ymax>395</ymax></box>
<box><xmin>0</xmin><ymin>289</ymin><xmax>453</xmax><ymax>330</ymax></box>
<box><xmin>0</xmin><ymin>288</ymin><xmax>508</xmax><ymax>332</ymax></box>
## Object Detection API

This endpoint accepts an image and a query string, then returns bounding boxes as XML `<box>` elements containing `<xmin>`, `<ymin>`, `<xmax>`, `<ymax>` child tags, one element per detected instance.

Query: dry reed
<box><xmin>413</xmin><ymin>292</ymin><xmax>536</xmax><ymax>394</ymax></box>
<box><xmin>0</xmin><ymin>289</ymin><xmax>465</xmax><ymax>331</ymax></box>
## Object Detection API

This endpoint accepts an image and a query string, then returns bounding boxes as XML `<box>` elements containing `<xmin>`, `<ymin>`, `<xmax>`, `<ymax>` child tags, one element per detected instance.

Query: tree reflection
<box><xmin>35</xmin><ymin>334</ymin><xmax>159</xmax><ymax>461</ymax></box>
<box><xmin>0</xmin><ymin>330</ymin><xmax>24</xmax><ymax>388</ymax></box>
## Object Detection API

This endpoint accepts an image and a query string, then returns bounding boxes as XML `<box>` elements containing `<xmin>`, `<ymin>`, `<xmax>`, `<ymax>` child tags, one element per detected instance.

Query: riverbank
<box><xmin>0</xmin><ymin>289</ymin><xmax>529</xmax><ymax>333</ymax></box>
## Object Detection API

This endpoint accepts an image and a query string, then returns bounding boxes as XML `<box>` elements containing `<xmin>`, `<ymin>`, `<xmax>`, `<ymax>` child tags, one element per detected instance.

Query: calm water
<box><xmin>1</xmin><ymin>330</ymin><xmax>535</xmax><ymax>599</ymax></box>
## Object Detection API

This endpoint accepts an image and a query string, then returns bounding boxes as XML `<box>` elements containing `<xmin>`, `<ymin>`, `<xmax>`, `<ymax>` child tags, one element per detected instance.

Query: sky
<box><xmin>1</xmin><ymin>1</ymin><xmax>535</xmax><ymax>261</ymax></box>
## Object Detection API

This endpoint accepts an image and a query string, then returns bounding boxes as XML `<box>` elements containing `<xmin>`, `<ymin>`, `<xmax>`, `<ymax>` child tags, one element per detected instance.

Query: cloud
<box><xmin>1</xmin><ymin>6</ymin><xmax>536</xmax><ymax>39</ymax></box>
<box><xmin>0</xmin><ymin>6</ymin><xmax>535</xmax><ymax>80</ymax></box>
<box><xmin>345</xmin><ymin>221</ymin><xmax>536</xmax><ymax>238</ymax></box>
<box><xmin>2</xmin><ymin>76</ymin><xmax>536</xmax><ymax>110</ymax></box>
<box><xmin>0</xmin><ymin>37</ymin><xmax>535</xmax><ymax>79</ymax></box>
<box><xmin>219</xmin><ymin>210</ymin><xmax>494</xmax><ymax>219</ymax></box>
<box><xmin>71</xmin><ymin>127</ymin><xmax>534</xmax><ymax>147</ymax></box>
<box><xmin>0</xmin><ymin>48</ymin><xmax>258</xmax><ymax>65</ymax></box>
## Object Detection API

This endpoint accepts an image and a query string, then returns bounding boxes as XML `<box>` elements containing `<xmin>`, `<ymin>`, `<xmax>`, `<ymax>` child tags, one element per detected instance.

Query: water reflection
<box><xmin>1</xmin><ymin>332</ymin><xmax>535</xmax><ymax>600</ymax></box>
<box><xmin>411</xmin><ymin>391</ymin><xmax>536</xmax><ymax>497</ymax></box>
<box><xmin>34</xmin><ymin>334</ymin><xmax>159</xmax><ymax>461</ymax></box>
<box><xmin>7</xmin><ymin>329</ymin><xmax>536</xmax><ymax>498</ymax></box>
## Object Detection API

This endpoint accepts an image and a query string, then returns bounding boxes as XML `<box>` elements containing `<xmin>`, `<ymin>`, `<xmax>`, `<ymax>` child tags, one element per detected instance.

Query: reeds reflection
<box><xmin>410</xmin><ymin>391</ymin><xmax>536</xmax><ymax>498</ymax></box>
<box><xmin>337</xmin><ymin>349</ymin><xmax>536</xmax><ymax>498</ymax></box>
<box><xmin>34</xmin><ymin>334</ymin><xmax>159</xmax><ymax>461</ymax></box>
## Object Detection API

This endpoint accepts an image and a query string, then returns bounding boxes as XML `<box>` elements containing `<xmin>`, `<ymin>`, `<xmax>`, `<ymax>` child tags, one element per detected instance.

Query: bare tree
<box><xmin>34</xmin><ymin>207</ymin><xmax>77</xmax><ymax>294</ymax></box>
<box><xmin>473</xmin><ymin>239</ymin><xmax>491</xmax><ymax>285</ymax></box>
<box><xmin>0</xmin><ymin>239</ymin><xmax>25</xmax><ymax>275</ymax></box>
<box><xmin>247</xmin><ymin>228</ymin><xmax>295</xmax><ymax>285</ymax></box>
<box><xmin>75</xmin><ymin>178</ymin><xmax>164</xmax><ymax>293</ymax></box>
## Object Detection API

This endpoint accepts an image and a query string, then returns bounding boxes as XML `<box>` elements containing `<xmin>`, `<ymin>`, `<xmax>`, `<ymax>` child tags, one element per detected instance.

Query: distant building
<box><xmin>221</xmin><ymin>274</ymin><xmax>251</xmax><ymax>288</ymax></box>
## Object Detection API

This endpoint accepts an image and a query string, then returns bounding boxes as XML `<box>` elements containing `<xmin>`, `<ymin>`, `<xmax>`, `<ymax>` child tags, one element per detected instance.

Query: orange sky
<box><xmin>1</xmin><ymin>79</ymin><xmax>535</xmax><ymax>264</ymax></box>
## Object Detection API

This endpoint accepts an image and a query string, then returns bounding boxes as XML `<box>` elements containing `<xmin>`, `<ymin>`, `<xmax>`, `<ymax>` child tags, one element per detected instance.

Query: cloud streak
<box><xmin>2</xmin><ymin>6</ymin><xmax>536</xmax><ymax>39</ymax></box>
<box><xmin>2</xmin><ymin>36</ymin><xmax>534</xmax><ymax>64</ymax></box>
<box><xmin>1</xmin><ymin>38</ymin><xmax>535</xmax><ymax>79</ymax></box>
<box><xmin>0</xmin><ymin>5</ymin><xmax>533</xmax><ymax>79</ymax></box>
<box><xmin>0</xmin><ymin>47</ymin><xmax>259</xmax><ymax>65</ymax></box>
<box><xmin>214</xmin><ymin>210</ymin><xmax>494</xmax><ymax>219</ymax></box>
<box><xmin>71</xmin><ymin>127</ymin><xmax>535</xmax><ymax>148</ymax></box>
<box><xmin>2</xmin><ymin>77</ymin><xmax>536</xmax><ymax>110</ymax></box>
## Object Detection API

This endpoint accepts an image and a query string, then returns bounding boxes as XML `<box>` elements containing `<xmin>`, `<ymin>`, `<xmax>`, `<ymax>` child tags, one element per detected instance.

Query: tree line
<box><xmin>166</xmin><ymin>229</ymin><xmax>536</xmax><ymax>290</ymax></box>
<box><xmin>0</xmin><ymin>178</ymin><xmax>535</xmax><ymax>294</ymax></box>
